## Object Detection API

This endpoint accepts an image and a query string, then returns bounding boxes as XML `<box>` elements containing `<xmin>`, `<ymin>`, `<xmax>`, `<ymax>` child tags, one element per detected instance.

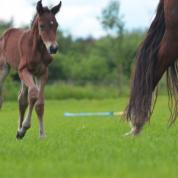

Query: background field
<box><xmin>0</xmin><ymin>96</ymin><xmax>177</xmax><ymax>178</ymax></box>
<box><xmin>0</xmin><ymin>1</ymin><xmax>177</xmax><ymax>178</ymax></box>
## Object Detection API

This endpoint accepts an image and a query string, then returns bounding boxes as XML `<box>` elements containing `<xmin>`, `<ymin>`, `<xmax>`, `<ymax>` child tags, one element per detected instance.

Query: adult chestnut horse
<box><xmin>0</xmin><ymin>0</ymin><xmax>62</xmax><ymax>139</ymax></box>
<box><xmin>126</xmin><ymin>0</ymin><xmax>178</xmax><ymax>135</ymax></box>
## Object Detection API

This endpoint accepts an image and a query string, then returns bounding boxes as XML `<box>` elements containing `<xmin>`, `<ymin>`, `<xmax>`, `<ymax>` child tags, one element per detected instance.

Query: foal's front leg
<box><xmin>18</xmin><ymin>81</ymin><xmax>28</xmax><ymax>130</ymax></box>
<box><xmin>35</xmin><ymin>70</ymin><xmax>48</xmax><ymax>138</ymax></box>
<box><xmin>16</xmin><ymin>68</ymin><xmax>39</xmax><ymax>139</ymax></box>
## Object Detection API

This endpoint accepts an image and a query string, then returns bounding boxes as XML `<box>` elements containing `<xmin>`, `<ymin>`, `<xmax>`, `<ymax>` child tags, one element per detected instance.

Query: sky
<box><xmin>0</xmin><ymin>0</ymin><xmax>159</xmax><ymax>38</ymax></box>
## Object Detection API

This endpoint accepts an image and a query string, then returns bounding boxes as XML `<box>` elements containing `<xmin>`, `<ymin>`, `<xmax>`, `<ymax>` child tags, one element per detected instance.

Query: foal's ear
<box><xmin>51</xmin><ymin>1</ymin><xmax>62</xmax><ymax>15</ymax></box>
<box><xmin>37</xmin><ymin>0</ymin><xmax>44</xmax><ymax>15</ymax></box>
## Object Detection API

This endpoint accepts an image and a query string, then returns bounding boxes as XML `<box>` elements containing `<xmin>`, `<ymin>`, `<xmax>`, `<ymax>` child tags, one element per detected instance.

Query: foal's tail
<box><xmin>126</xmin><ymin>0</ymin><xmax>165</xmax><ymax>128</ymax></box>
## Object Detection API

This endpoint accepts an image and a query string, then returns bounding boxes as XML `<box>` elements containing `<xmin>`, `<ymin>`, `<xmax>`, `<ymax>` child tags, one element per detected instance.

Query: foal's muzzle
<box><xmin>49</xmin><ymin>45</ymin><xmax>58</xmax><ymax>54</ymax></box>
<box><xmin>44</xmin><ymin>42</ymin><xmax>59</xmax><ymax>54</ymax></box>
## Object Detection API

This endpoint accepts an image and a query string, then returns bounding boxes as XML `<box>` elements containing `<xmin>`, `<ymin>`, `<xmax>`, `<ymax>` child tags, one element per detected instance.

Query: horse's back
<box><xmin>0</xmin><ymin>28</ymin><xmax>25</xmax><ymax>70</ymax></box>
<box><xmin>164</xmin><ymin>0</ymin><xmax>178</xmax><ymax>29</ymax></box>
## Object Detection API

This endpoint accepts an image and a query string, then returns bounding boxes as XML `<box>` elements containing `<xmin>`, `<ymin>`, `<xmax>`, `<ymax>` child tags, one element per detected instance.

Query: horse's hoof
<box><xmin>123</xmin><ymin>127</ymin><xmax>141</xmax><ymax>137</ymax></box>
<box><xmin>123</xmin><ymin>131</ymin><xmax>133</xmax><ymax>137</ymax></box>
<box><xmin>16</xmin><ymin>131</ymin><xmax>25</xmax><ymax>140</ymax></box>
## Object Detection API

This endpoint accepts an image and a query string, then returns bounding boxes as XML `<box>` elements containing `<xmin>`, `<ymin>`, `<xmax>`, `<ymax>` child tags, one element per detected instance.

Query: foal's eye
<box><xmin>40</xmin><ymin>24</ymin><xmax>45</xmax><ymax>31</ymax></box>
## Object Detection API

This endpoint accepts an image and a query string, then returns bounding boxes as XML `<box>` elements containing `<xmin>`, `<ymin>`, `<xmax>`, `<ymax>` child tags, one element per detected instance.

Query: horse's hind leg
<box><xmin>126</xmin><ymin>35</ymin><xmax>177</xmax><ymax>136</ymax></box>
<box><xmin>0</xmin><ymin>64</ymin><xmax>10</xmax><ymax>108</ymax></box>
<box><xmin>17</xmin><ymin>81</ymin><xmax>28</xmax><ymax>133</ymax></box>
<box><xmin>124</xmin><ymin>123</ymin><xmax>141</xmax><ymax>136</ymax></box>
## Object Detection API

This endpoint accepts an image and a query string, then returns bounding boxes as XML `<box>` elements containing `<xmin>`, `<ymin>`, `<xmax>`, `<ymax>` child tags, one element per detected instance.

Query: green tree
<box><xmin>99</xmin><ymin>0</ymin><xmax>125</xmax><ymax>90</ymax></box>
<box><xmin>99</xmin><ymin>0</ymin><xmax>124</xmax><ymax>36</ymax></box>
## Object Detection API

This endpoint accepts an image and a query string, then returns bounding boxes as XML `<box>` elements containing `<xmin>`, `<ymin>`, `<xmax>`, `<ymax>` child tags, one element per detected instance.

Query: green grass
<box><xmin>3</xmin><ymin>79</ymin><xmax>168</xmax><ymax>100</ymax></box>
<box><xmin>4</xmin><ymin>81</ymin><xmax>122</xmax><ymax>100</ymax></box>
<box><xmin>0</xmin><ymin>96</ymin><xmax>178</xmax><ymax>178</ymax></box>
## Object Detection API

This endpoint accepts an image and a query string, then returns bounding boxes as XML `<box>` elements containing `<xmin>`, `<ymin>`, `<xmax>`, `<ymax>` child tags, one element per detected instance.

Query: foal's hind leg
<box><xmin>0</xmin><ymin>64</ymin><xmax>9</xmax><ymax>108</ymax></box>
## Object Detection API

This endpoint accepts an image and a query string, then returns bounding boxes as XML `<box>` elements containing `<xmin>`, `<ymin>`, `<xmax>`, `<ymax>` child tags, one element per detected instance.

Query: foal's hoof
<box><xmin>16</xmin><ymin>131</ymin><xmax>25</xmax><ymax>140</ymax></box>
<box><xmin>39</xmin><ymin>134</ymin><xmax>46</xmax><ymax>139</ymax></box>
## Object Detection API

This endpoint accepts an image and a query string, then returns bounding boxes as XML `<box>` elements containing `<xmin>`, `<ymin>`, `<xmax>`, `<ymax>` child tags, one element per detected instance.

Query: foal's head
<box><xmin>36</xmin><ymin>0</ymin><xmax>62</xmax><ymax>54</ymax></box>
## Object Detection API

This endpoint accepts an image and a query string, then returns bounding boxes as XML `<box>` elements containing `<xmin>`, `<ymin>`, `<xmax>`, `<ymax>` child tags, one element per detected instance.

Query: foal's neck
<box><xmin>30</xmin><ymin>18</ymin><xmax>45</xmax><ymax>53</ymax></box>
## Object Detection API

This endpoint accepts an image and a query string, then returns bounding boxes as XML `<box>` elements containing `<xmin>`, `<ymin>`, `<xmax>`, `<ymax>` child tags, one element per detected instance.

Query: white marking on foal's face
<box><xmin>44</xmin><ymin>41</ymin><xmax>52</xmax><ymax>53</ymax></box>
<box><xmin>50</xmin><ymin>21</ymin><xmax>54</xmax><ymax>25</ymax></box>
<box><xmin>44</xmin><ymin>41</ymin><xmax>58</xmax><ymax>54</ymax></box>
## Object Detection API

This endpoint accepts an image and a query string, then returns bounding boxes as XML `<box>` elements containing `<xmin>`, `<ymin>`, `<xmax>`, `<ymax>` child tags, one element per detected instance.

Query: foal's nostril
<box><xmin>49</xmin><ymin>45</ymin><xmax>58</xmax><ymax>54</ymax></box>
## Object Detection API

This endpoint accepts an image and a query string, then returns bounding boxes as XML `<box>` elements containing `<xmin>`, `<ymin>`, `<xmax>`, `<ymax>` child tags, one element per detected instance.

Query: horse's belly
<box><xmin>5</xmin><ymin>49</ymin><xmax>20</xmax><ymax>70</ymax></box>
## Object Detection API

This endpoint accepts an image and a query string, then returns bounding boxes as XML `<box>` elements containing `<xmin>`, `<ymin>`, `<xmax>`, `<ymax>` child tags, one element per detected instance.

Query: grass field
<box><xmin>0</xmin><ymin>96</ymin><xmax>177</xmax><ymax>178</ymax></box>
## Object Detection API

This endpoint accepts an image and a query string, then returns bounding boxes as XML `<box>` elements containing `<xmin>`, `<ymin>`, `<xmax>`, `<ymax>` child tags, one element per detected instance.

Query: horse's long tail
<box><xmin>126</xmin><ymin>0</ymin><xmax>165</xmax><ymax>128</ymax></box>
<box><xmin>167</xmin><ymin>62</ymin><xmax>178</xmax><ymax>125</ymax></box>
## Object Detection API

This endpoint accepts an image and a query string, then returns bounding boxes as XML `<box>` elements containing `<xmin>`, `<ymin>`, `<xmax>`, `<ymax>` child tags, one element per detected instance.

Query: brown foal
<box><xmin>0</xmin><ymin>0</ymin><xmax>62</xmax><ymax>139</ymax></box>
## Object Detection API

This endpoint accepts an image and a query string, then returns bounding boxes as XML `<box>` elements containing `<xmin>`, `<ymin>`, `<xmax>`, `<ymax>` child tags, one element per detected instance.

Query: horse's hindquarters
<box><xmin>1</xmin><ymin>28</ymin><xmax>24</xmax><ymax>70</ymax></box>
